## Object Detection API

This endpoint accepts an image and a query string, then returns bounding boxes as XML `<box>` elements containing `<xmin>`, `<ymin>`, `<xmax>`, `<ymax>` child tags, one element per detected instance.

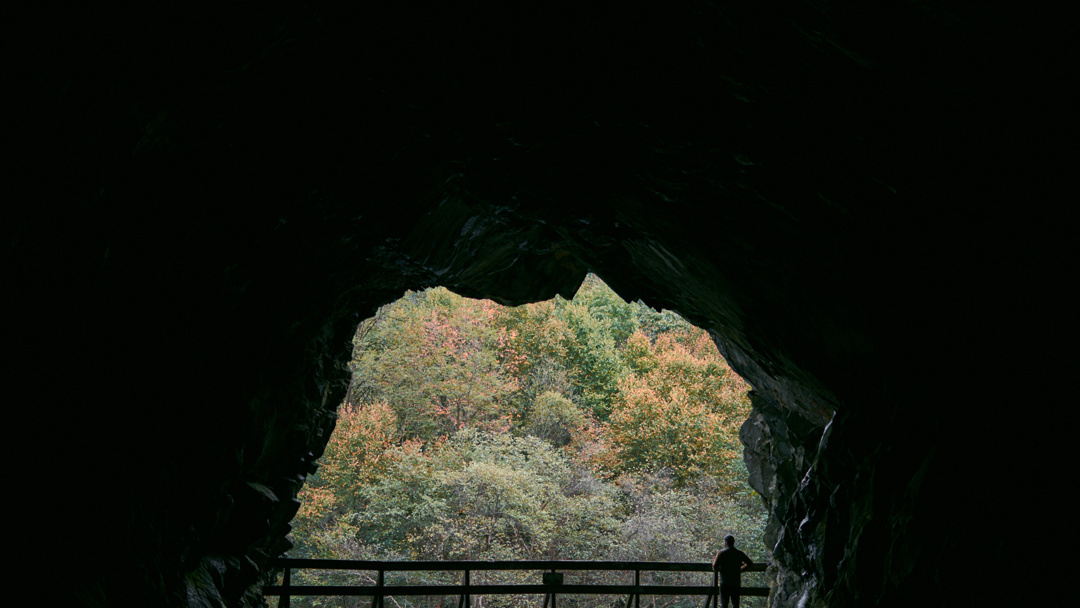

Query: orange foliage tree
<box><xmin>604</xmin><ymin>328</ymin><xmax>751</xmax><ymax>487</ymax></box>
<box><xmin>294</xmin><ymin>401</ymin><xmax>399</xmax><ymax>558</ymax></box>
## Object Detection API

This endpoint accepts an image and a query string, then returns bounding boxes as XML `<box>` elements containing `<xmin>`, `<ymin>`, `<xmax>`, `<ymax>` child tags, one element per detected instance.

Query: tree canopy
<box><xmin>288</xmin><ymin>276</ymin><xmax>766</xmax><ymax>608</ymax></box>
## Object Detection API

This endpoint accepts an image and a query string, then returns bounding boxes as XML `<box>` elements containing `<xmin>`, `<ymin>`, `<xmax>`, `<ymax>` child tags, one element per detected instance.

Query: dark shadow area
<box><xmin>9</xmin><ymin>1</ymin><xmax>1062</xmax><ymax>607</ymax></box>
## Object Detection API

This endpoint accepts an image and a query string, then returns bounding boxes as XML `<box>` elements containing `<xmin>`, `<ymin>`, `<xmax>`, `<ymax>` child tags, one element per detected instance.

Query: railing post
<box><xmin>374</xmin><ymin>568</ymin><xmax>384</xmax><ymax>608</ymax></box>
<box><xmin>543</xmin><ymin>568</ymin><xmax>564</xmax><ymax>608</ymax></box>
<box><xmin>625</xmin><ymin>567</ymin><xmax>641</xmax><ymax>608</ymax></box>
<box><xmin>280</xmin><ymin>566</ymin><xmax>291</xmax><ymax>608</ymax></box>
<box><xmin>701</xmin><ymin>569</ymin><xmax>717</xmax><ymax>608</ymax></box>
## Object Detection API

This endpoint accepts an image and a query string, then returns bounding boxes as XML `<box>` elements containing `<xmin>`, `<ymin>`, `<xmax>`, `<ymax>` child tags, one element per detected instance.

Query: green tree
<box><xmin>573</xmin><ymin>274</ymin><xmax>640</xmax><ymax>347</ymax></box>
<box><xmin>334</xmin><ymin>429</ymin><xmax>620</xmax><ymax>565</ymax></box>
<box><xmin>288</xmin><ymin>275</ymin><xmax>768</xmax><ymax>608</ymax></box>
<box><xmin>631</xmin><ymin>300</ymin><xmax>693</xmax><ymax>342</ymax></box>
<box><xmin>350</xmin><ymin>288</ymin><xmax>521</xmax><ymax>441</ymax></box>
<box><xmin>557</xmin><ymin>300</ymin><xmax>626</xmax><ymax>421</ymax></box>
<box><xmin>522</xmin><ymin>390</ymin><xmax>585</xmax><ymax>447</ymax></box>
<box><xmin>496</xmin><ymin>299</ymin><xmax>576</xmax><ymax>426</ymax></box>
<box><xmin>615</xmin><ymin>473</ymin><xmax>767</xmax><ymax>572</ymax></box>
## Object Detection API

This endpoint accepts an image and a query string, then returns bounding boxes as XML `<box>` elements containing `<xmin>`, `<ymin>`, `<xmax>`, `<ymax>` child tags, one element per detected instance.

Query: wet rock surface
<box><xmin>10</xmin><ymin>2</ymin><xmax>1058</xmax><ymax>607</ymax></box>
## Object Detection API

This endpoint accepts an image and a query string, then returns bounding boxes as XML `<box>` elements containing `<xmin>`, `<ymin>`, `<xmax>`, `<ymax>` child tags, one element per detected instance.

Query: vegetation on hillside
<box><xmin>285</xmin><ymin>275</ymin><xmax>767</xmax><ymax>608</ymax></box>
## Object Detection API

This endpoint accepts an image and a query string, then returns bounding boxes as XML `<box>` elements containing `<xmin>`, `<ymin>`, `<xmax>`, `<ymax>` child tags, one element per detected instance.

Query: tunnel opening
<box><xmin>276</xmin><ymin>274</ymin><xmax>773</xmax><ymax>608</ymax></box>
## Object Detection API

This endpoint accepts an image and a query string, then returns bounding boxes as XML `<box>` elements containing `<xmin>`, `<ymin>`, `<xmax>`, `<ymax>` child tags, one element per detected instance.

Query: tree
<box><xmin>349</xmin><ymin>288</ymin><xmax>521</xmax><ymax>441</ymax></box>
<box><xmin>331</xmin><ymin>429</ymin><xmax>620</xmax><ymax>565</ymax></box>
<box><xmin>496</xmin><ymin>299</ymin><xmax>576</xmax><ymax>425</ymax></box>
<box><xmin>632</xmin><ymin>303</ymin><xmax>693</xmax><ymax>343</ymax></box>
<box><xmin>293</xmin><ymin>401</ymin><xmax>399</xmax><ymax>560</ymax></box>
<box><xmin>614</xmin><ymin>473</ymin><xmax>767</xmax><ymax>577</ymax></box>
<box><xmin>573</xmin><ymin>274</ymin><xmax>640</xmax><ymax>347</ymax></box>
<box><xmin>288</xmin><ymin>276</ymin><xmax>768</xmax><ymax>608</ymax></box>
<box><xmin>522</xmin><ymin>390</ymin><xmax>585</xmax><ymax>447</ymax></box>
<box><xmin>557</xmin><ymin>300</ymin><xmax>626</xmax><ymax>421</ymax></box>
<box><xmin>604</xmin><ymin>329</ymin><xmax>751</xmax><ymax>487</ymax></box>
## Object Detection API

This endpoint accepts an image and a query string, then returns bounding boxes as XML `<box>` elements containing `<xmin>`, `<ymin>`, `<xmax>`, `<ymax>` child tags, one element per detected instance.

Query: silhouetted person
<box><xmin>711</xmin><ymin>534</ymin><xmax>754</xmax><ymax>608</ymax></box>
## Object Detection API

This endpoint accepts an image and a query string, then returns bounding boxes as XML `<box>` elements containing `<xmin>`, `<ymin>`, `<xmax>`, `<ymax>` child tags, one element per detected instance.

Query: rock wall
<box><xmin>10</xmin><ymin>1</ymin><xmax>1059</xmax><ymax>607</ymax></box>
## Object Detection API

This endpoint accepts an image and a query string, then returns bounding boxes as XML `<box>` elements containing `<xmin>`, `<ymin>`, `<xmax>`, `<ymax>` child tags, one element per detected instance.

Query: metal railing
<box><xmin>264</xmin><ymin>559</ymin><xmax>769</xmax><ymax>608</ymax></box>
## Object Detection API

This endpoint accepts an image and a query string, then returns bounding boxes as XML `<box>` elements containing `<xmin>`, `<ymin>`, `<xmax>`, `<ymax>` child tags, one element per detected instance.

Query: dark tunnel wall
<box><xmin>9</xmin><ymin>1</ymin><xmax>1064</xmax><ymax>607</ymax></box>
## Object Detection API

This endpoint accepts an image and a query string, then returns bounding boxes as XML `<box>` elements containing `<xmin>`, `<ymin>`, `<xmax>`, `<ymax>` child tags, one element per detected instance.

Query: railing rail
<box><xmin>264</xmin><ymin>558</ymin><xmax>769</xmax><ymax>608</ymax></box>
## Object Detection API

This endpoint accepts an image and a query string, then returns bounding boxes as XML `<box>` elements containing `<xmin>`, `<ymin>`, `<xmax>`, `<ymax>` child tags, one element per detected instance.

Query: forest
<box><xmin>284</xmin><ymin>275</ymin><xmax>767</xmax><ymax>608</ymax></box>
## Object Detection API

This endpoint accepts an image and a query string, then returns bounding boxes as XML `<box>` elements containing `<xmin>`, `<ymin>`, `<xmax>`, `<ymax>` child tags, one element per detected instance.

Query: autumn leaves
<box><xmin>289</xmin><ymin>277</ymin><xmax>765</xmax><ymax>602</ymax></box>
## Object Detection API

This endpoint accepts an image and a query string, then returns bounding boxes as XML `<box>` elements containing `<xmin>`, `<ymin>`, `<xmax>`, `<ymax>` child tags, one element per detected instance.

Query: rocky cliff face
<box><xmin>11</xmin><ymin>1</ymin><xmax>1056</xmax><ymax>607</ymax></box>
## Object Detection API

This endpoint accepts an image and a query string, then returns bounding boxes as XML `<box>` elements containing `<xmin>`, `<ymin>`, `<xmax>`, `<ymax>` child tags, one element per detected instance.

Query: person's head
<box><xmin>724</xmin><ymin>534</ymin><xmax>735</xmax><ymax>547</ymax></box>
